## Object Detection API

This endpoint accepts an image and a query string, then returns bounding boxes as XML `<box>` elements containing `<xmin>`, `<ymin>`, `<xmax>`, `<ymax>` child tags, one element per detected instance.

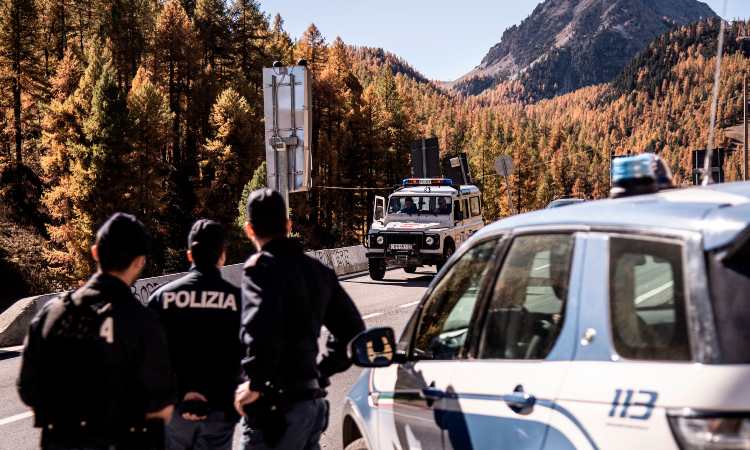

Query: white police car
<box><xmin>366</xmin><ymin>178</ymin><xmax>484</xmax><ymax>280</ymax></box>
<box><xmin>342</xmin><ymin>154</ymin><xmax>750</xmax><ymax>450</ymax></box>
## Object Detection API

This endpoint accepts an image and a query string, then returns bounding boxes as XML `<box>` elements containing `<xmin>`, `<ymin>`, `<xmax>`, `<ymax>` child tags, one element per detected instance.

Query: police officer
<box><xmin>17</xmin><ymin>212</ymin><xmax>176</xmax><ymax>450</ymax></box>
<box><xmin>148</xmin><ymin>219</ymin><xmax>242</xmax><ymax>450</ymax></box>
<box><xmin>234</xmin><ymin>189</ymin><xmax>365</xmax><ymax>450</ymax></box>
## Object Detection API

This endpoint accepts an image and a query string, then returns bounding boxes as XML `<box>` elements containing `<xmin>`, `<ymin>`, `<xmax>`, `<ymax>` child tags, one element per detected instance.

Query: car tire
<box><xmin>368</xmin><ymin>259</ymin><xmax>386</xmax><ymax>281</ymax></box>
<box><xmin>404</xmin><ymin>265</ymin><xmax>417</xmax><ymax>274</ymax></box>
<box><xmin>345</xmin><ymin>438</ymin><xmax>369</xmax><ymax>450</ymax></box>
<box><xmin>436</xmin><ymin>242</ymin><xmax>455</xmax><ymax>273</ymax></box>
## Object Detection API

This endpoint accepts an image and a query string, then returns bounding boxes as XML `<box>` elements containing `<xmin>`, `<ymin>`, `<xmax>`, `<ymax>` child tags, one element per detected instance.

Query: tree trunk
<box><xmin>13</xmin><ymin>75</ymin><xmax>22</xmax><ymax>165</ymax></box>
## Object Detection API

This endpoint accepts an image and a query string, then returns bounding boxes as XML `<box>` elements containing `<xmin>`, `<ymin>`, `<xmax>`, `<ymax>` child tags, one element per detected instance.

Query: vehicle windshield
<box><xmin>388</xmin><ymin>196</ymin><xmax>452</xmax><ymax>216</ymax></box>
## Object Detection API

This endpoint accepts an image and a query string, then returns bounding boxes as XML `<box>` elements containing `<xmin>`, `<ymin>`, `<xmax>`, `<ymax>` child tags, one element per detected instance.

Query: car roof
<box><xmin>475</xmin><ymin>182</ymin><xmax>750</xmax><ymax>251</ymax></box>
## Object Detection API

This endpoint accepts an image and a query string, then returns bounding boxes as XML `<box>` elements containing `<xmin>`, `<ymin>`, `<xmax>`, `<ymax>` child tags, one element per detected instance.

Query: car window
<box><xmin>470</xmin><ymin>197</ymin><xmax>481</xmax><ymax>217</ymax></box>
<box><xmin>478</xmin><ymin>234</ymin><xmax>574</xmax><ymax>360</ymax></box>
<box><xmin>609</xmin><ymin>237</ymin><xmax>690</xmax><ymax>361</ymax></box>
<box><xmin>412</xmin><ymin>239</ymin><xmax>499</xmax><ymax>360</ymax></box>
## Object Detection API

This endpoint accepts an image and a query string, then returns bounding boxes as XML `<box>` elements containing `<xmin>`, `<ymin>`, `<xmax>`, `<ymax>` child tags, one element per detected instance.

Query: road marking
<box><xmin>0</xmin><ymin>345</ymin><xmax>24</xmax><ymax>352</ymax></box>
<box><xmin>0</xmin><ymin>411</ymin><xmax>32</xmax><ymax>427</ymax></box>
<box><xmin>398</xmin><ymin>301</ymin><xmax>420</xmax><ymax>309</ymax></box>
<box><xmin>363</xmin><ymin>312</ymin><xmax>384</xmax><ymax>320</ymax></box>
<box><xmin>533</xmin><ymin>264</ymin><xmax>550</xmax><ymax>272</ymax></box>
<box><xmin>363</xmin><ymin>301</ymin><xmax>420</xmax><ymax>320</ymax></box>
<box><xmin>636</xmin><ymin>281</ymin><xmax>674</xmax><ymax>304</ymax></box>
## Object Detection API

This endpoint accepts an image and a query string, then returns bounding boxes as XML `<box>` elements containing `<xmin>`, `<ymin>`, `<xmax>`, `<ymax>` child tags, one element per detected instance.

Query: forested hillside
<box><xmin>0</xmin><ymin>0</ymin><xmax>747</xmax><ymax>309</ymax></box>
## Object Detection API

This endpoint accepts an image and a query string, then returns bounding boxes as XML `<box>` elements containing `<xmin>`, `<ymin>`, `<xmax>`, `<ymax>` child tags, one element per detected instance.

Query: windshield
<box><xmin>388</xmin><ymin>196</ymin><xmax>452</xmax><ymax>216</ymax></box>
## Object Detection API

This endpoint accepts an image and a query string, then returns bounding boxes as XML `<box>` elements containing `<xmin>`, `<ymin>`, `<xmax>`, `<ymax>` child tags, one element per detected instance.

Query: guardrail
<box><xmin>0</xmin><ymin>245</ymin><xmax>368</xmax><ymax>347</ymax></box>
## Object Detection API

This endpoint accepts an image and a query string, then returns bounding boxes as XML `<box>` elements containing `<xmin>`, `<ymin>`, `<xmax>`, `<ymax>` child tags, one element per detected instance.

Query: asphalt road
<box><xmin>0</xmin><ymin>268</ymin><xmax>432</xmax><ymax>450</ymax></box>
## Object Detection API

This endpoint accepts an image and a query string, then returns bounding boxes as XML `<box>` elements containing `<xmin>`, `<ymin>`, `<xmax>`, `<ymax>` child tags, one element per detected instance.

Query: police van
<box><xmin>365</xmin><ymin>178</ymin><xmax>484</xmax><ymax>280</ymax></box>
<box><xmin>342</xmin><ymin>154</ymin><xmax>750</xmax><ymax>450</ymax></box>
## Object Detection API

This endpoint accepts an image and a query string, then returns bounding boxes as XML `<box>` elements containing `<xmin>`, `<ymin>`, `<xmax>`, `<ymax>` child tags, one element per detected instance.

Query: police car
<box><xmin>365</xmin><ymin>178</ymin><xmax>484</xmax><ymax>280</ymax></box>
<box><xmin>342</xmin><ymin>154</ymin><xmax>750</xmax><ymax>450</ymax></box>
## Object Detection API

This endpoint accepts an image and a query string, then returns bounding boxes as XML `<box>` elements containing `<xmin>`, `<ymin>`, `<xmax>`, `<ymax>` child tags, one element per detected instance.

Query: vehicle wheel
<box><xmin>404</xmin><ymin>265</ymin><xmax>417</xmax><ymax>274</ymax></box>
<box><xmin>368</xmin><ymin>259</ymin><xmax>386</xmax><ymax>281</ymax></box>
<box><xmin>436</xmin><ymin>242</ymin><xmax>455</xmax><ymax>273</ymax></box>
<box><xmin>345</xmin><ymin>438</ymin><xmax>369</xmax><ymax>450</ymax></box>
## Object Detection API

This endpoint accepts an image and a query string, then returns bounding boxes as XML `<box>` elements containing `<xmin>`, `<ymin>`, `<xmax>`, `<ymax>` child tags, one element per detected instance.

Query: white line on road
<box><xmin>636</xmin><ymin>281</ymin><xmax>674</xmax><ymax>304</ymax></box>
<box><xmin>363</xmin><ymin>300</ymin><xmax>420</xmax><ymax>320</ymax></box>
<box><xmin>0</xmin><ymin>411</ymin><xmax>32</xmax><ymax>427</ymax></box>
<box><xmin>398</xmin><ymin>301</ymin><xmax>420</xmax><ymax>309</ymax></box>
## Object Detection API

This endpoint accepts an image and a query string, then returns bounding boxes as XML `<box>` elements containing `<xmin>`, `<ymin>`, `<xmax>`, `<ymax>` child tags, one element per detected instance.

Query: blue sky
<box><xmin>260</xmin><ymin>0</ymin><xmax>750</xmax><ymax>81</ymax></box>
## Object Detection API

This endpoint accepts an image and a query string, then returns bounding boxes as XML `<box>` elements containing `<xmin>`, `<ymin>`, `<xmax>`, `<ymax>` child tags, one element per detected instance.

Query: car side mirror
<box><xmin>349</xmin><ymin>327</ymin><xmax>398</xmax><ymax>368</ymax></box>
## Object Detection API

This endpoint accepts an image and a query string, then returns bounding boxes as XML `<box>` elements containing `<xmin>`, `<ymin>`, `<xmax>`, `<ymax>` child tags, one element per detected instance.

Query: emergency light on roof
<box><xmin>402</xmin><ymin>178</ymin><xmax>454</xmax><ymax>187</ymax></box>
<box><xmin>610</xmin><ymin>153</ymin><xmax>674</xmax><ymax>199</ymax></box>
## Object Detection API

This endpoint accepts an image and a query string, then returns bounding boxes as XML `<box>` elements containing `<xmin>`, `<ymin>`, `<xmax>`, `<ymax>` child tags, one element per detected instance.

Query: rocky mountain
<box><xmin>451</xmin><ymin>0</ymin><xmax>717</xmax><ymax>99</ymax></box>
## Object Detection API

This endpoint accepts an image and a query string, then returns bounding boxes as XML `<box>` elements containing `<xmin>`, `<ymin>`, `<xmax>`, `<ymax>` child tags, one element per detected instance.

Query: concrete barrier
<box><xmin>0</xmin><ymin>245</ymin><xmax>368</xmax><ymax>347</ymax></box>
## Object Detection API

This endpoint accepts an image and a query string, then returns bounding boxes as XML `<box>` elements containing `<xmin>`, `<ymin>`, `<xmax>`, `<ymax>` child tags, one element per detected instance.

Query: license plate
<box><xmin>390</xmin><ymin>243</ymin><xmax>413</xmax><ymax>250</ymax></box>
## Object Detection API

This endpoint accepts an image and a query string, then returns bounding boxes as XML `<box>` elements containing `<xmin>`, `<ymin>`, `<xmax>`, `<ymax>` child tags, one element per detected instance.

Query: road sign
<box><xmin>263</xmin><ymin>65</ymin><xmax>312</xmax><ymax>202</ymax></box>
<box><xmin>441</xmin><ymin>153</ymin><xmax>472</xmax><ymax>185</ymax></box>
<box><xmin>692</xmin><ymin>148</ymin><xmax>733</xmax><ymax>185</ymax></box>
<box><xmin>494</xmin><ymin>155</ymin><xmax>514</xmax><ymax>177</ymax></box>
<box><xmin>410</xmin><ymin>138</ymin><xmax>441</xmax><ymax>178</ymax></box>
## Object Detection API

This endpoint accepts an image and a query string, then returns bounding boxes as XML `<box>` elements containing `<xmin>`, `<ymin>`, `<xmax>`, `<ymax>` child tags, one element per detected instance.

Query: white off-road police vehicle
<box><xmin>365</xmin><ymin>178</ymin><xmax>484</xmax><ymax>280</ymax></box>
<box><xmin>342</xmin><ymin>154</ymin><xmax>750</xmax><ymax>450</ymax></box>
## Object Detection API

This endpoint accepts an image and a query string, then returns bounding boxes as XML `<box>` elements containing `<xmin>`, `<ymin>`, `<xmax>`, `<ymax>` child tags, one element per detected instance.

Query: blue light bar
<box><xmin>612</xmin><ymin>154</ymin><xmax>656</xmax><ymax>186</ymax></box>
<box><xmin>402</xmin><ymin>178</ymin><xmax>454</xmax><ymax>187</ymax></box>
<box><xmin>610</xmin><ymin>153</ymin><xmax>674</xmax><ymax>199</ymax></box>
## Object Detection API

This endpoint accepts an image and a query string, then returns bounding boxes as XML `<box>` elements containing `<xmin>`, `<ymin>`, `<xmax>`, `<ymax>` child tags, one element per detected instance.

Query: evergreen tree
<box><xmin>198</xmin><ymin>87</ymin><xmax>252</xmax><ymax>223</ymax></box>
<box><xmin>0</xmin><ymin>0</ymin><xmax>46</xmax><ymax>165</ymax></box>
<box><xmin>236</xmin><ymin>160</ymin><xmax>265</xmax><ymax>228</ymax></box>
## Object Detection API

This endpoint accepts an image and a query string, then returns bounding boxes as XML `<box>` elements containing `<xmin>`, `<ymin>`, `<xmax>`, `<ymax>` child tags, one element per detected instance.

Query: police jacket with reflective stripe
<box><xmin>241</xmin><ymin>238</ymin><xmax>365</xmax><ymax>394</ymax></box>
<box><xmin>17</xmin><ymin>273</ymin><xmax>176</xmax><ymax>446</ymax></box>
<box><xmin>148</xmin><ymin>267</ymin><xmax>242</xmax><ymax>415</ymax></box>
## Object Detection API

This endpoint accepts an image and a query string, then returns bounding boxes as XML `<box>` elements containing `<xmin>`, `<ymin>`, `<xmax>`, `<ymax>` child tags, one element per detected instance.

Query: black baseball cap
<box><xmin>95</xmin><ymin>213</ymin><xmax>150</xmax><ymax>272</ymax></box>
<box><xmin>246</xmin><ymin>188</ymin><xmax>288</xmax><ymax>238</ymax></box>
<box><xmin>188</xmin><ymin>219</ymin><xmax>226</xmax><ymax>267</ymax></box>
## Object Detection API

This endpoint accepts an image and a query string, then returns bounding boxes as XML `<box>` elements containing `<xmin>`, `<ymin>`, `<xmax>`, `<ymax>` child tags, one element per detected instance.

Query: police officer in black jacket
<box><xmin>148</xmin><ymin>219</ymin><xmax>242</xmax><ymax>450</ymax></box>
<box><xmin>234</xmin><ymin>189</ymin><xmax>365</xmax><ymax>450</ymax></box>
<box><xmin>17</xmin><ymin>213</ymin><xmax>176</xmax><ymax>450</ymax></box>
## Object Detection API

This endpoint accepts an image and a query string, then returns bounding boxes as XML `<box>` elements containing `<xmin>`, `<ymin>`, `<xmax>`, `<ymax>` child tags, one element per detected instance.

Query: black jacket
<box><xmin>17</xmin><ymin>273</ymin><xmax>175</xmax><ymax>447</ymax></box>
<box><xmin>148</xmin><ymin>266</ymin><xmax>242</xmax><ymax>414</ymax></box>
<box><xmin>241</xmin><ymin>238</ymin><xmax>365</xmax><ymax>394</ymax></box>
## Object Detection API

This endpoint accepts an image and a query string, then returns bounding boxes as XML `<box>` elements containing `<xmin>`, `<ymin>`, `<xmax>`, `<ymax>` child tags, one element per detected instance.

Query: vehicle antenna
<box><xmin>703</xmin><ymin>1</ymin><xmax>729</xmax><ymax>186</ymax></box>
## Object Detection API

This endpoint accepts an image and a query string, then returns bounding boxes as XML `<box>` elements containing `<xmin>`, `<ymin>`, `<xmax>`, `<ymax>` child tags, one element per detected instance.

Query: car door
<box><xmin>373</xmin><ymin>237</ymin><xmax>501</xmax><ymax>450</ymax></box>
<box><xmin>546</xmin><ymin>233</ymin><xmax>693</xmax><ymax>450</ymax></box>
<box><xmin>449</xmin><ymin>233</ymin><xmax>580</xmax><ymax>450</ymax></box>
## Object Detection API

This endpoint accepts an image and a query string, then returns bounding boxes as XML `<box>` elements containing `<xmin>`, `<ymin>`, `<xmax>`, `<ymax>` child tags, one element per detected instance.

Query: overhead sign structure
<box><xmin>263</xmin><ymin>65</ymin><xmax>312</xmax><ymax>201</ymax></box>
<box><xmin>692</xmin><ymin>148</ymin><xmax>733</xmax><ymax>185</ymax></box>
<box><xmin>410</xmin><ymin>138</ymin><xmax>441</xmax><ymax>178</ymax></box>
<box><xmin>442</xmin><ymin>153</ymin><xmax>473</xmax><ymax>185</ymax></box>
<box><xmin>494</xmin><ymin>155</ymin><xmax>516</xmax><ymax>215</ymax></box>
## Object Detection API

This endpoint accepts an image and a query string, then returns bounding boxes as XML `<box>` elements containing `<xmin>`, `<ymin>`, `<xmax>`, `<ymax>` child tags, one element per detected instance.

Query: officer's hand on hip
<box><xmin>181</xmin><ymin>392</ymin><xmax>209</xmax><ymax>421</ymax></box>
<box><xmin>234</xmin><ymin>381</ymin><xmax>260</xmax><ymax>416</ymax></box>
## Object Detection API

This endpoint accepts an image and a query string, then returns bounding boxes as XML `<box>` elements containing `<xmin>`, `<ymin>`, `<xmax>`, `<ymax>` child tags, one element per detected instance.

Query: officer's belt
<box><xmin>283</xmin><ymin>378</ymin><xmax>320</xmax><ymax>394</ymax></box>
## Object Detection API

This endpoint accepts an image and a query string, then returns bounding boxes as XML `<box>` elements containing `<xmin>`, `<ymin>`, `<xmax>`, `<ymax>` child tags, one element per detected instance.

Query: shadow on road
<box><xmin>344</xmin><ymin>274</ymin><xmax>434</xmax><ymax>287</ymax></box>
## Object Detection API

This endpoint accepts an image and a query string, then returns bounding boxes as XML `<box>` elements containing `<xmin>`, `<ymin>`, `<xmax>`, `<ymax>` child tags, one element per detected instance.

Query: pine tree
<box><xmin>236</xmin><ymin>160</ymin><xmax>265</xmax><ymax>228</ymax></box>
<box><xmin>0</xmin><ymin>0</ymin><xmax>46</xmax><ymax>165</ymax></box>
<box><xmin>195</xmin><ymin>0</ymin><xmax>229</xmax><ymax>73</ymax></box>
<box><xmin>227</xmin><ymin>0</ymin><xmax>267</xmax><ymax>95</ymax></box>
<box><xmin>198</xmin><ymin>87</ymin><xmax>253</xmax><ymax>223</ymax></box>
<box><xmin>153</xmin><ymin>0</ymin><xmax>197</xmax><ymax>167</ymax></box>
<box><xmin>267</xmin><ymin>13</ymin><xmax>292</xmax><ymax>64</ymax></box>
<box><xmin>295</xmin><ymin>23</ymin><xmax>326</xmax><ymax>73</ymax></box>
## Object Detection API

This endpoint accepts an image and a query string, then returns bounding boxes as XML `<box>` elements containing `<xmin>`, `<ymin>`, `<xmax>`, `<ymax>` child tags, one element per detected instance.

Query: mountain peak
<box><xmin>452</xmin><ymin>0</ymin><xmax>717</xmax><ymax>99</ymax></box>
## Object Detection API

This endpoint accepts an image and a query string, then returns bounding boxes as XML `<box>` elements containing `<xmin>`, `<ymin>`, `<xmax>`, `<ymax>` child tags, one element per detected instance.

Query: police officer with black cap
<box><xmin>234</xmin><ymin>188</ymin><xmax>365</xmax><ymax>450</ymax></box>
<box><xmin>148</xmin><ymin>219</ymin><xmax>242</xmax><ymax>450</ymax></box>
<box><xmin>17</xmin><ymin>212</ymin><xmax>176</xmax><ymax>450</ymax></box>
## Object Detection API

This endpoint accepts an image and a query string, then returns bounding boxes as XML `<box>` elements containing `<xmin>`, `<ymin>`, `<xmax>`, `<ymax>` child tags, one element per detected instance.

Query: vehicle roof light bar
<box><xmin>402</xmin><ymin>178</ymin><xmax>454</xmax><ymax>187</ymax></box>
